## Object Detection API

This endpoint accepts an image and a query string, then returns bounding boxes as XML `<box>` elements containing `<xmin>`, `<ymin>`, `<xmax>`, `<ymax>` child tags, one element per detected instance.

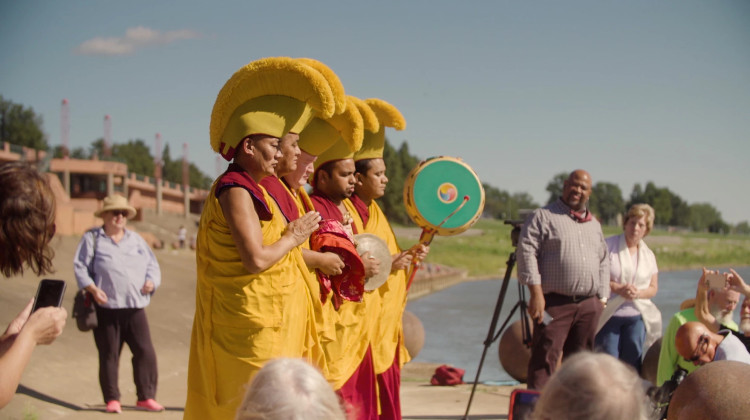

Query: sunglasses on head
<box><xmin>110</xmin><ymin>210</ymin><xmax>129</xmax><ymax>217</ymax></box>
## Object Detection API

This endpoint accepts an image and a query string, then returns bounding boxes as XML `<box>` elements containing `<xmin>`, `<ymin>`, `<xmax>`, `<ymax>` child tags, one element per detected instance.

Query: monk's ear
<box><xmin>354</xmin><ymin>172</ymin><xmax>364</xmax><ymax>186</ymax></box>
<box><xmin>241</xmin><ymin>138</ymin><xmax>254</xmax><ymax>156</ymax></box>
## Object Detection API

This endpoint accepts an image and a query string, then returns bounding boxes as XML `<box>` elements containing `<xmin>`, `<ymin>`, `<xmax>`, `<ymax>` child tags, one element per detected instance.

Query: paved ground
<box><xmin>2</xmin><ymin>234</ymin><xmax>515</xmax><ymax>419</ymax></box>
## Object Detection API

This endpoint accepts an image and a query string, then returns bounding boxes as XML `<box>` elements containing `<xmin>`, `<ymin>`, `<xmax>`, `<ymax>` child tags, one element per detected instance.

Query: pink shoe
<box><xmin>136</xmin><ymin>398</ymin><xmax>165</xmax><ymax>412</ymax></box>
<box><xmin>106</xmin><ymin>400</ymin><xmax>122</xmax><ymax>413</ymax></box>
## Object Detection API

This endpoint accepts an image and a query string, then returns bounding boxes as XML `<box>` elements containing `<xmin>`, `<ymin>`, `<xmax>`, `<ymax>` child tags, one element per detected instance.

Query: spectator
<box><xmin>73</xmin><ymin>194</ymin><xmax>164</xmax><ymax>413</ymax></box>
<box><xmin>694</xmin><ymin>268</ymin><xmax>750</xmax><ymax>352</ymax></box>
<box><xmin>530</xmin><ymin>352</ymin><xmax>649</xmax><ymax>420</ymax></box>
<box><xmin>656</xmin><ymin>273</ymin><xmax>740</xmax><ymax>385</ymax></box>
<box><xmin>516</xmin><ymin>169</ymin><xmax>609</xmax><ymax>389</ymax></box>
<box><xmin>235</xmin><ymin>358</ymin><xmax>346</xmax><ymax>420</ymax></box>
<box><xmin>0</xmin><ymin>161</ymin><xmax>67</xmax><ymax>409</ymax></box>
<box><xmin>595</xmin><ymin>203</ymin><xmax>661</xmax><ymax>372</ymax></box>
<box><xmin>177</xmin><ymin>225</ymin><xmax>187</xmax><ymax>249</ymax></box>
<box><xmin>674</xmin><ymin>321</ymin><xmax>750</xmax><ymax>366</ymax></box>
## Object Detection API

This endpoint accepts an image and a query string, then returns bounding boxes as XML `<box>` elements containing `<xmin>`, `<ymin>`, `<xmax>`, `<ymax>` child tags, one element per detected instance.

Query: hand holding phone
<box><xmin>705</xmin><ymin>272</ymin><xmax>726</xmax><ymax>290</ymax></box>
<box><xmin>32</xmin><ymin>279</ymin><xmax>67</xmax><ymax>312</ymax></box>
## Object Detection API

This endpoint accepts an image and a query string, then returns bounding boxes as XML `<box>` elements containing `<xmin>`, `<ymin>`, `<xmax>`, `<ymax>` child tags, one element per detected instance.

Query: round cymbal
<box><xmin>354</xmin><ymin>233</ymin><xmax>392</xmax><ymax>291</ymax></box>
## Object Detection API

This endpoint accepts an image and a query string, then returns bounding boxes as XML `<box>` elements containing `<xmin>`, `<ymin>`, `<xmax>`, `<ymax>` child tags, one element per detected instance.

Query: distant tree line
<box><xmin>2</xmin><ymin>95</ymin><xmax>748</xmax><ymax>234</ymax></box>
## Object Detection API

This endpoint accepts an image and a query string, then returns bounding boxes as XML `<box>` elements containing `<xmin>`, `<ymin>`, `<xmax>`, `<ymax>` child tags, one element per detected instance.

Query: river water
<box><xmin>406</xmin><ymin>266</ymin><xmax>750</xmax><ymax>384</ymax></box>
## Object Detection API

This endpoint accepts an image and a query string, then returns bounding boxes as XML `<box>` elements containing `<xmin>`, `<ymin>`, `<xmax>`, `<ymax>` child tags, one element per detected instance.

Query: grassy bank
<box><xmin>396</xmin><ymin>219</ymin><xmax>750</xmax><ymax>279</ymax></box>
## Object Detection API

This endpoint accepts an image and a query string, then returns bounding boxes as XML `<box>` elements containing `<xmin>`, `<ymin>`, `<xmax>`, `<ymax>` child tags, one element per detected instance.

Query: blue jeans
<box><xmin>595</xmin><ymin>314</ymin><xmax>645</xmax><ymax>372</ymax></box>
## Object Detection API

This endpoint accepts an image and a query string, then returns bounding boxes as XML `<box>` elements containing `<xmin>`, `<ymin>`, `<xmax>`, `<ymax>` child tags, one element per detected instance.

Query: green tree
<box><xmin>509</xmin><ymin>192</ymin><xmax>538</xmax><ymax>219</ymax></box>
<box><xmin>689</xmin><ymin>203</ymin><xmax>723</xmax><ymax>232</ymax></box>
<box><xmin>482</xmin><ymin>184</ymin><xmax>509</xmax><ymax>219</ymax></box>
<box><xmin>669</xmin><ymin>195</ymin><xmax>691</xmax><ymax>227</ymax></box>
<box><xmin>589</xmin><ymin>182</ymin><xmax>624</xmax><ymax>225</ymax></box>
<box><xmin>545</xmin><ymin>172</ymin><xmax>568</xmax><ymax>205</ymax></box>
<box><xmin>0</xmin><ymin>95</ymin><xmax>47</xmax><ymax>150</ymax></box>
<box><xmin>380</xmin><ymin>139</ymin><xmax>417</xmax><ymax>225</ymax></box>
<box><xmin>734</xmin><ymin>221</ymin><xmax>750</xmax><ymax>235</ymax></box>
<box><xmin>111</xmin><ymin>139</ymin><xmax>155</xmax><ymax>176</ymax></box>
<box><xmin>629</xmin><ymin>182</ymin><xmax>673</xmax><ymax>226</ymax></box>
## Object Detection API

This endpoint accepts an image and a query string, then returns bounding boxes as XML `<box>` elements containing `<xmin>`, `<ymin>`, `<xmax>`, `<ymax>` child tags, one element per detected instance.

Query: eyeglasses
<box><xmin>110</xmin><ymin>210</ymin><xmax>129</xmax><ymax>217</ymax></box>
<box><xmin>688</xmin><ymin>334</ymin><xmax>710</xmax><ymax>362</ymax></box>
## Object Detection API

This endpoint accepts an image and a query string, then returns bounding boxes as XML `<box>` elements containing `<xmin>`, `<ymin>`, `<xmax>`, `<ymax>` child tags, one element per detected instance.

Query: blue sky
<box><xmin>1</xmin><ymin>0</ymin><xmax>749</xmax><ymax>223</ymax></box>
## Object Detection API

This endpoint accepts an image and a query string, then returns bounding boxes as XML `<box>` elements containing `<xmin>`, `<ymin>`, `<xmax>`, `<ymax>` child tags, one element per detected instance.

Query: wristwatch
<box><xmin>599</xmin><ymin>296</ymin><xmax>608</xmax><ymax>307</ymax></box>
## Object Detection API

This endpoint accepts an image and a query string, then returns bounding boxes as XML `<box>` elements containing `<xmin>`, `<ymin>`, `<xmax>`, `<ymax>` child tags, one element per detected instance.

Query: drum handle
<box><xmin>406</xmin><ymin>228</ymin><xmax>435</xmax><ymax>291</ymax></box>
<box><xmin>405</xmin><ymin>195</ymin><xmax>470</xmax><ymax>290</ymax></box>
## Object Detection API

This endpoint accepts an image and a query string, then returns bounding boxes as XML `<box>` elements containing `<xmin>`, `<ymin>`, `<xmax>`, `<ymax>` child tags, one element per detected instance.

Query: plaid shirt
<box><xmin>516</xmin><ymin>199</ymin><xmax>609</xmax><ymax>299</ymax></box>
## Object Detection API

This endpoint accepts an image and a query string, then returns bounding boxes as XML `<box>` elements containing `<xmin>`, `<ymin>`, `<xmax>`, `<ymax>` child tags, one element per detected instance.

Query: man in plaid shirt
<box><xmin>516</xmin><ymin>169</ymin><xmax>610</xmax><ymax>389</ymax></box>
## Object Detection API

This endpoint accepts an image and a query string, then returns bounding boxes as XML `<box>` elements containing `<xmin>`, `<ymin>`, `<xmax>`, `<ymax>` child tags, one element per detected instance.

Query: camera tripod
<box><xmin>462</xmin><ymin>220</ymin><xmax>533</xmax><ymax>420</ymax></box>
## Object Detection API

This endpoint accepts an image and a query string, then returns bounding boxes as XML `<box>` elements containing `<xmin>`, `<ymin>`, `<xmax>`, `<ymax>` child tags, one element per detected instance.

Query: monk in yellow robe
<box><xmin>347</xmin><ymin>98</ymin><xmax>428</xmax><ymax>420</ymax></box>
<box><xmin>185</xmin><ymin>57</ymin><xmax>333</xmax><ymax>419</ymax></box>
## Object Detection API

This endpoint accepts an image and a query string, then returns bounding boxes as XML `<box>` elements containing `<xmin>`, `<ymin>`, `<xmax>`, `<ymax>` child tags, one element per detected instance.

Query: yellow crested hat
<box><xmin>302</xmin><ymin>96</ymin><xmax>368</xmax><ymax>167</ymax></box>
<box><xmin>354</xmin><ymin>98</ymin><xmax>406</xmax><ymax>161</ymax></box>
<box><xmin>210</xmin><ymin>57</ymin><xmax>336</xmax><ymax>161</ymax></box>
<box><xmin>296</xmin><ymin>58</ymin><xmax>347</xmax><ymax>116</ymax></box>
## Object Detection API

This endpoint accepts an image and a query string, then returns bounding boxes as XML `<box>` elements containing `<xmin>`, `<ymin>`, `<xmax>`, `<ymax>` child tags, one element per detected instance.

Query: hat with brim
<box><xmin>95</xmin><ymin>194</ymin><xmax>137</xmax><ymax>219</ymax></box>
<box><xmin>354</xmin><ymin>98</ymin><xmax>406</xmax><ymax>161</ymax></box>
<box><xmin>210</xmin><ymin>57</ymin><xmax>336</xmax><ymax>161</ymax></box>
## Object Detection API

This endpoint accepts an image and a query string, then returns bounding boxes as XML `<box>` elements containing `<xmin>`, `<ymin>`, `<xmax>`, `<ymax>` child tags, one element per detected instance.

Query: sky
<box><xmin>1</xmin><ymin>0</ymin><xmax>749</xmax><ymax>224</ymax></box>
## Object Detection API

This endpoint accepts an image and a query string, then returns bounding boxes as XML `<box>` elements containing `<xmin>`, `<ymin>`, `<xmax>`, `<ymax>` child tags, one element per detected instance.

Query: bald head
<box><xmin>676</xmin><ymin>322</ymin><xmax>715</xmax><ymax>366</ymax></box>
<box><xmin>562</xmin><ymin>169</ymin><xmax>592</xmax><ymax>211</ymax></box>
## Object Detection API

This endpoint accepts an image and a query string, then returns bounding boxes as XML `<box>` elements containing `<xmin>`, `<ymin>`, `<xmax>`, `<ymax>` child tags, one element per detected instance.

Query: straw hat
<box><xmin>95</xmin><ymin>194</ymin><xmax>137</xmax><ymax>219</ymax></box>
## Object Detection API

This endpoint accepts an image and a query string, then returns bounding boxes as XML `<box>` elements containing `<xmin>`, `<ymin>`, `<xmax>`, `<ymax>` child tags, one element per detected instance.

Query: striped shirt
<box><xmin>516</xmin><ymin>199</ymin><xmax>609</xmax><ymax>299</ymax></box>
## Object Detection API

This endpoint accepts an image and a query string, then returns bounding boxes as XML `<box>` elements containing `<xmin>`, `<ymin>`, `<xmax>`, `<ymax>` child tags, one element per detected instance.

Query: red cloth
<box><xmin>309</xmin><ymin>191</ymin><xmax>359</xmax><ymax>232</ymax></box>
<box><xmin>430</xmin><ymin>365</ymin><xmax>465</xmax><ymax>386</ymax></box>
<box><xmin>349</xmin><ymin>194</ymin><xmax>370</xmax><ymax>227</ymax></box>
<box><xmin>376</xmin><ymin>347</ymin><xmax>401</xmax><ymax>420</ymax></box>
<box><xmin>309</xmin><ymin>219</ymin><xmax>365</xmax><ymax>309</ymax></box>
<box><xmin>216</xmin><ymin>163</ymin><xmax>272</xmax><ymax>221</ymax></box>
<box><xmin>569</xmin><ymin>208</ymin><xmax>593</xmax><ymax>223</ymax></box>
<box><xmin>336</xmin><ymin>346</ymin><xmax>378</xmax><ymax>420</ymax></box>
<box><xmin>260</xmin><ymin>175</ymin><xmax>300</xmax><ymax>222</ymax></box>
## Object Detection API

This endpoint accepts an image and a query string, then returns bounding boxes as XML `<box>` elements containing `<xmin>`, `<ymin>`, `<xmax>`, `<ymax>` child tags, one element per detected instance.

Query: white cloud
<box><xmin>75</xmin><ymin>26</ymin><xmax>202</xmax><ymax>56</ymax></box>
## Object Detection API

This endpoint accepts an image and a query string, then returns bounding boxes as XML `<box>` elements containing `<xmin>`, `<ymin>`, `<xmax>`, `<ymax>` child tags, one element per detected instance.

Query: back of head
<box><xmin>531</xmin><ymin>352</ymin><xmax>647</xmax><ymax>420</ymax></box>
<box><xmin>0</xmin><ymin>161</ymin><xmax>56</xmax><ymax>277</ymax></box>
<box><xmin>667</xmin><ymin>360</ymin><xmax>750</xmax><ymax>420</ymax></box>
<box><xmin>235</xmin><ymin>358</ymin><xmax>345</xmax><ymax>420</ymax></box>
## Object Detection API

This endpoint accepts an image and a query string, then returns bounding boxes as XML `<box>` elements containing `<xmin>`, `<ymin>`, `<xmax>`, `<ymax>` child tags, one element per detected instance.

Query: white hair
<box><xmin>235</xmin><ymin>358</ymin><xmax>346</xmax><ymax>420</ymax></box>
<box><xmin>531</xmin><ymin>352</ymin><xmax>649</xmax><ymax>420</ymax></box>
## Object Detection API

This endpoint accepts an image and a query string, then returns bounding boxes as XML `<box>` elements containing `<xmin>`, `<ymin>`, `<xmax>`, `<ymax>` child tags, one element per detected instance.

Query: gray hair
<box><xmin>235</xmin><ymin>358</ymin><xmax>346</xmax><ymax>420</ymax></box>
<box><xmin>531</xmin><ymin>352</ymin><xmax>649</xmax><ymax>420</ymax></box>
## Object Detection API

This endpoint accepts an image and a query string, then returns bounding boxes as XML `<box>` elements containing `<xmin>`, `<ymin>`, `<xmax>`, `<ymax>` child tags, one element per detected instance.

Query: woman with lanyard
<box><xmin>73</xmin><ymin>194</ymin><xmax>163</xmax><ymax>413</ymax></box>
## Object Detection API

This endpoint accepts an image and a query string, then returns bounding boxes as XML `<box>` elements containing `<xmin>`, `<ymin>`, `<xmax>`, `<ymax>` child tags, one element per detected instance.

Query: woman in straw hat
<box><xmin>73</xmin><ymin>194</ymin><xmax>164</xmax><ymax>413</ymax></box>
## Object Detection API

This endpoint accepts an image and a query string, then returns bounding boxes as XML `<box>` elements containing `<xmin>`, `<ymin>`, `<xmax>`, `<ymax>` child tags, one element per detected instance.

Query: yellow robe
<box><xmin>348</xmin><ymin>200</ymin><xmax>411</xmax><ymax>374</ymax></box>
<box><xmin>184</xmin><ymin>182</ymin><xmax>308</xmax><ymax>420</ymax></box>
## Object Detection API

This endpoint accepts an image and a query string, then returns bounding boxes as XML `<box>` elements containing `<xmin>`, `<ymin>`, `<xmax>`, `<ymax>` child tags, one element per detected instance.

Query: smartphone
<box><xmin>542</xmin><ymin>311</ymin><xmax>554</xmax><ymax>325</ymax></box>
<box><xmin>32</xmin><ymin>279</ymin><xmax>67</xmax><ymax>312</ymax></box>
<box><xmin>705</xmin><ymin>272</ymin><xmax>726</xmax><ymax>290</ymax></box>
<box><xmin>508</xmin><ymin>389</ymin><xmax>541</xmax><ymax>420</ymax></box>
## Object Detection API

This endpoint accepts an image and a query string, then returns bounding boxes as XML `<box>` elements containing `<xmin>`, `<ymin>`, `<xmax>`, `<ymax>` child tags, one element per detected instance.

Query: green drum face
<box><xmin>403</xmin><ymin>156</ymin><xmax>485</xmax><ymax>236</ymax></box>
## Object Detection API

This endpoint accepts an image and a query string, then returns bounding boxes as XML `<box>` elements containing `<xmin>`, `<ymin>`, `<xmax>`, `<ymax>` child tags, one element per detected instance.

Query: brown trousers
<box><xmin>526</xmin><ymin>294</ymin><xmax>603</xmax><ymax>390</ymax></box>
